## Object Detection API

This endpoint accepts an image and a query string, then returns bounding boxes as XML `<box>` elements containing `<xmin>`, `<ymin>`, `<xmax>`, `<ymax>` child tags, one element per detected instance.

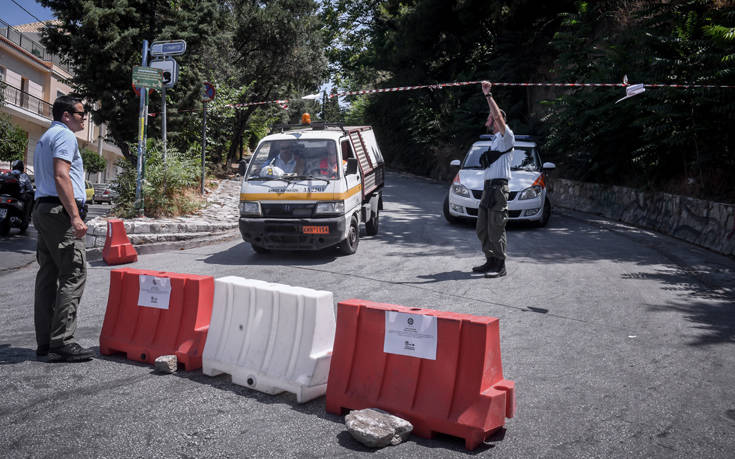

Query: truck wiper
<box><xmin>247</xmin><ymin>176</ymin><xmax>288</xmax><ymax>182</ymax></box>
<box><xmin>285</xmin><ymin>175</ymin><xmax>330</xmax><ymax>184</ymax></box>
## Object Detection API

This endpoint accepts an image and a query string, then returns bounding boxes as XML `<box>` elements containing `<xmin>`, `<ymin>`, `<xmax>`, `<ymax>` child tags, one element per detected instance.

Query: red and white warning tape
<box><xmin>225</xmin><ymin>100</ymin><xmax>289</xmax><ymax>110</ymax></box>
<box><xmin>328</xmin><ymin>79</ymin><xmax>735</xmax><ymax>98</ymax></box>
<box><xmin>153</xmin><ymin>79</ymin><xmax>735</xmax><ymax>115</ymax></box>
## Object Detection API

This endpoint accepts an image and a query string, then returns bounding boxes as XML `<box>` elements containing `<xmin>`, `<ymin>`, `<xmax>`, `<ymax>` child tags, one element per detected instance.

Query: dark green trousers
<box><xmin>476</xmin><ymin>181</ymin><xmax>509</xmax><ymax>260</ymax></box>
<box><xmin>32</xmin><ymin>202</ymin><xmax>87</xmax><ymax>349</ymax></box>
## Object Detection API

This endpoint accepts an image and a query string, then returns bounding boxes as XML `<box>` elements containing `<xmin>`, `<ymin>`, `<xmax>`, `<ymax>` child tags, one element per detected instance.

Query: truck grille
<box><xmin>261</xmin><ymin>203</ymin><xmax>315</xmax><ymax>218</ymax></box>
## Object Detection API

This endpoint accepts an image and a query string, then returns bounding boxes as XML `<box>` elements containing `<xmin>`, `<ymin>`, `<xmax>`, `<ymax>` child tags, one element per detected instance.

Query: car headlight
<box><xmin>314</xmin><ymin>201</ymin><xmax>345</xmax><ymax>215</ymax></box>
<box><xmin>451</xmin><ymin>183</ymin><xmax>471</xmax><ymax>198</ymax></box>
<box><xmin>240</xmin><ymin>201</ymin><xmax>261</xmax><ymax>216</ymax></box>
<box><xmin>518</xmin><ymin>185</ymin><xmax>542</xmax><ymax>200</ymax></box>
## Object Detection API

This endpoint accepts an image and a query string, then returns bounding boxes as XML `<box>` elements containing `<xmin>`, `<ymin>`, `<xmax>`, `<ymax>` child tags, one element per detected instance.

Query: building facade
<box><xmin>0</xmin><ymin>19</ymin><xmax>122</xmax><ymax>182</ymax></box>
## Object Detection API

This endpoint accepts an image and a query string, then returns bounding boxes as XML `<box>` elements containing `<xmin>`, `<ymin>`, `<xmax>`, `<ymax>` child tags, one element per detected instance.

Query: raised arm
<box><xmin>482</xmin><ymin>81</ymin><xmax>507</xmax><ymax>136</ymax></box>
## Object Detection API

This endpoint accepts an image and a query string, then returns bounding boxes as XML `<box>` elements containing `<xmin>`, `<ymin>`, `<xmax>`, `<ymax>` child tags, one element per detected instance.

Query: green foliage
<box><xmin>0</xmin><ymin>115</ymin><xmax>28</xmax><ymax>162</ymax></box>
<box><xmin>39</xmin><ymin>0</ymin><xmax>230</xmax><ymax>160</ymax></box>
<box><xmin>321</xmin><ymin>0</ymin><xmax>575</xmax><ymax>175</ymax></box>
<box><xmin>543</xmin><ymin>0</ymin><xmax>735</xmax><ymax>200</ymax></box>
<box><xmin>111</xmin><ymin>140</ymin><xmax>203</xmax><ymax>218</ymax></box>
<box><xmin>81</xmin><ymin>148</ymin><xmax>106</xmax><ymax>175</ymax></box>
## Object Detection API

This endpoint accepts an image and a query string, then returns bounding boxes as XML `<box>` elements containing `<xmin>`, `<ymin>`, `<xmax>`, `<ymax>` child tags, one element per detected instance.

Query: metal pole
<box><xmin>201</xmin><ymin>101</ymin><xmax>207</xmax><ymax>195</ymax></box>
<box><xmin>96</xmin><ymin>122</ymin><xmax>104</xmax><ymax>183</ymax></box>
<box><xmin>162</xmin><ymin>86</ymin><xmax>167</xmax><ymax>162</ymax></box>
<box><xmin>135</xmin><ymin>39</ymin><xmax>149</xmax><ymax>217</ymax></box>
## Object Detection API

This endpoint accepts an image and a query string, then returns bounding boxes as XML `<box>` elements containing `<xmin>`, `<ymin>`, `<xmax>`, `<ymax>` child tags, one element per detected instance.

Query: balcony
<box><xmin>0</xmin><ymin>18</ymin><xmax>72</xmax><ymax>74</ymax></box>
<box><xmin>2</xmin><ymin>82</ymin><xmax>52</xmax><ymax>120</ymax></box>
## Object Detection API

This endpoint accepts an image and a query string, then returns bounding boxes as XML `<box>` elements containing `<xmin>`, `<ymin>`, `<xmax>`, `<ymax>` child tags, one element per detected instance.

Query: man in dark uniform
<box><xmin>472</xmin><ymin>81</ymin><xmax>514</xmax><ymax>278</ymax></box>
<box><xmin>32</xmin><ymin>95</ymin><xmax>93</xmax><ymax>362</ymax></box>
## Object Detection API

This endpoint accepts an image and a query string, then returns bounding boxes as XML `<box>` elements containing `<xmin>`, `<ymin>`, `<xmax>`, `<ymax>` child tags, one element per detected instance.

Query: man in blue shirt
<box><xmin>32</xmin><ymin>95</ymin><xmax>93</xmax><ymax>362</ymax></box>
<box><xmin>472</xmin><ymin>81</ymin><xmax>515</xmax><ymax>278</ymax></box>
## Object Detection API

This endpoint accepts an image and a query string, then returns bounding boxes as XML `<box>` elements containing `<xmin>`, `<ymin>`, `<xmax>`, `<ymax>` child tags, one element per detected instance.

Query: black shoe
<box><xmin>36</xmin><ymin>344</ymin><xmax>49</xmax><ymax>357</ymax></box>
<box><xmin>485</xmin><ymin>260</ymin><xmax>507</xmax><ymax>278</ymax></box>
<box><xmin>47</xmin><ymin>343</ymin><xmax>94</xmax><ymax>362</ymax></box>
<box><xmin>472</xmin><ymin>259</ymin><xmax>495</xmax><ymax>273</ymax></box>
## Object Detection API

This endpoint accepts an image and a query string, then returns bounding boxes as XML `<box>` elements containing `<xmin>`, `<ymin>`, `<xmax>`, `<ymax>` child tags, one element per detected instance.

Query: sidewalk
<box><xmin>85</xmin><ymin>178</ymin><xmax>241</xmax><ymax>260</ymax></box>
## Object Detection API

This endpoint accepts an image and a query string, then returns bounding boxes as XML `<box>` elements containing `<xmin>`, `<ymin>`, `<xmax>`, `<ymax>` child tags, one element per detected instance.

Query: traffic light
<box><xmin>150</xmin><ymin>58</ymin><xmax>178</xmax><ymax>89</ymax></box>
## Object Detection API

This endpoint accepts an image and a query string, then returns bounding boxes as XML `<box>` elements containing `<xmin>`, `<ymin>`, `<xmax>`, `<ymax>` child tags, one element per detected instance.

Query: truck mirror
<box><xmin>346</xmin><ymin>158</ymin><xmax>358</xmax><ymax>175</ymax></box>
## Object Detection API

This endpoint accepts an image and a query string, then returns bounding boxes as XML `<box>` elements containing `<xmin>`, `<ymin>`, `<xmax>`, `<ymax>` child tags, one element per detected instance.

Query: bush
<box><xmin>0</xmin><ymin>115</ymin><xmax>28</xmax><ymax>162</ymax></box>
<box><xmin>111</xmin><ymin>140</ymin><xmax>205</xmax><ymax>218</ymax></box>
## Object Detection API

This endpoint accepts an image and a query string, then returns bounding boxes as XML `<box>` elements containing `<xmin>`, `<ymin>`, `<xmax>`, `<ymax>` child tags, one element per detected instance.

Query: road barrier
<box><xmin>325</xmin><ymin>299</ymin><xmax>515</xmax><ymax>450</ymax></box>
<box><xmin>102</xmin><ymin>219</ymin><xmax>137</xmax><ymax>265</ymax></box>
<box><xmin>202</xmin><ymin>276</ymin><xmax>335</xmax><ymax>403</ymax></box>
<box><xmin>99</xmin><ymin>268</ymin><xmax>214</xmax><ymax>370</ymax></box>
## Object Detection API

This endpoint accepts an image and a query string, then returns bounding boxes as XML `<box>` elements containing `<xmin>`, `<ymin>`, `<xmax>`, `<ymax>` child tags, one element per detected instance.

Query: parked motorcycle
<box><xmin>0</xmin><ymin>161</ymin><xmax>34</xmax><ymax>236</ymax></box>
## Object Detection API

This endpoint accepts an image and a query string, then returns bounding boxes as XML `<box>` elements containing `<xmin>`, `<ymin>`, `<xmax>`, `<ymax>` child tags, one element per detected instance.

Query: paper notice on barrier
<box><xmin>138</xmin><ymin>275</ymin><xmax>172</xmax><ymax>309</ymax></box>
<box><xmin>383</xmin><ymin>311</ymin><xmax>437</xmax><ymax>360</ymax></box>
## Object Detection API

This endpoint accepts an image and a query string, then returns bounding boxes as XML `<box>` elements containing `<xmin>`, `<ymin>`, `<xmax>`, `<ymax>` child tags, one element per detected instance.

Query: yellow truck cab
<box><xmin>239</xmin><ymin>122</ymin><xmax>384</xmax><ymax>255</ymax></box>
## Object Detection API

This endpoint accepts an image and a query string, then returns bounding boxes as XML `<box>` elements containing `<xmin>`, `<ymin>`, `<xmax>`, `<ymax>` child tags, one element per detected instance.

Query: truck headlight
<box><xmin>314</xmin><ymin>201</ymin><xmax>344</xmax><ymax>215</ymax></box>
<box><xmin>518</xmin><ymin>185</ymin><xmax>542</xmax><ymax>200</ymax></box>
<box><xmin>451</xmin><ymin>183</ymin><xmax>471</xmax><ymax>198</ymax></box>
<box><xmin>240</xmin><ymin>201</ymin><xmax>261</xmax><ymax>216</ymax></box>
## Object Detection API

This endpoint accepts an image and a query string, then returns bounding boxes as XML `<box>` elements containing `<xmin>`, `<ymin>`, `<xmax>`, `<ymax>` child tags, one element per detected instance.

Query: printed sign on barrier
<box><xmin>383</xmin><ymin>311</ymin><xmax>437</xmax><ymax>360</ymax></box>
<box><xmin>138</xmin><ymin>275</ymin><xmax>172</xmax><ymax>309</ymax></box>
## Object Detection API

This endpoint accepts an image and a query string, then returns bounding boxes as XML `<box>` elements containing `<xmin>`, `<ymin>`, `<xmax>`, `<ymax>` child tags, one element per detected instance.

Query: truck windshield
<box><xmin>246</xmin><ymin>139</ymin><xmax>342</xmax><ymax>180</ymax></box>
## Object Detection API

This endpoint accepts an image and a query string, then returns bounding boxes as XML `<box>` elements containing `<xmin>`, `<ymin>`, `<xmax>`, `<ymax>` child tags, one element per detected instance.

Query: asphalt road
<box><xmin>0</xmin><ymin>202</ymin><xmax>111</xmax><ymax>273</ymax></box>
<box><xmin>1</xmin><ymin>171</ymin><xmax>734</xmax><ymax>457</ymax></box>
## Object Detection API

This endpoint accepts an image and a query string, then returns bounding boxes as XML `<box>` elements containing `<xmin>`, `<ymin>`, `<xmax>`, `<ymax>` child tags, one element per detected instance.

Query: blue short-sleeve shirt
<box><xmin>33</xmin><ymin>121</ymin><xmax>86</xmax><ymax>203</ymax></box>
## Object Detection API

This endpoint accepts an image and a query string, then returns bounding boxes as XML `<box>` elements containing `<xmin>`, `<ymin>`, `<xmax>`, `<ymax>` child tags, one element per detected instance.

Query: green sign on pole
<box><xmin>132</xmin><ymin>66</ymin><xmax>163</xmax><ymax>90</ymax></box>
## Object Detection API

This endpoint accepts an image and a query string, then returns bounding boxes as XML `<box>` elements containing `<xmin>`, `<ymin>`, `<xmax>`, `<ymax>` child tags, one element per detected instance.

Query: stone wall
<box><xmin>549</xmin><ymin>179</ymin><xmax>735</xmax><ymax>257</ymax></box>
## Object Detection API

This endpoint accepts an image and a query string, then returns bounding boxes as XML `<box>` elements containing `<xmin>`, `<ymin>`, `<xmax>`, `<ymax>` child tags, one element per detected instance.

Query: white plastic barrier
<box><xmin>202</xmin><ymin>276</ymin><xmax>335</xmax><ymax>403</ymax></box>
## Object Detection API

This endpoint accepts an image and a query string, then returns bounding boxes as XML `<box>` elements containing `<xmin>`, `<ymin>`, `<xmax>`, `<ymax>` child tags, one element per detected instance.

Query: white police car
<box><xmin>443</xmin><ymin>135</ymin><xmax>556</xmax><ymax>226</ymax></box>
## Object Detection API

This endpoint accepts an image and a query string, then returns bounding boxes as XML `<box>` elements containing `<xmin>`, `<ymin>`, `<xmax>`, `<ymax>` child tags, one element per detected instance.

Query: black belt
<box><xmin>37</xmin><ymin>196</ymin><xmax>84</xmax><ymax>206</ymax></box>
<box><xmin>36</xmin><ymin>196</ymin><xmax>86</xmax><ymax>220</ymax></box>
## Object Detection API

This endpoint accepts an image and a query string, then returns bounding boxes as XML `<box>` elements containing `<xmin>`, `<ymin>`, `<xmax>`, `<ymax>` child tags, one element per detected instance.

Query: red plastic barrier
<box><xmin>326</xmin><ymin>299</ymin><xmax>515</xmax><ymax>450</ymax></box>
<box><xmin>102</xmin><ymin>219</ymin><xmax>137</xmax><ymax>265</ymax></box>
<box><xmin>99</xmin><ymin>268</ymin><xmax>214</xmax><ymax>370</ymax></box>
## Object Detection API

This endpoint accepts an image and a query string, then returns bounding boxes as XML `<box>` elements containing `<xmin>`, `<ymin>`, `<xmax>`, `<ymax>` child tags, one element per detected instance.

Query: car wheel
<box><xmin>443</xmin><ymin>194</ymin><xmax>460</xmax><ymax>224</ymax></box>
<box><xmin>365</xmin><ymin>207</ymin><xmax>379</xmax><ymax>236</ymax></box>
<box><xmin>338</xmin><ymin>215</ymin><xmax>360</xmax><ymax>255</ymax></box>
<box><xmin>0</xmin><ymin>217</ymin><xmax>10</xmax><ymax>236</ymax></box>
<box><xmin>251</xmin><ymin>244</ymin><xmax>270</xmax><ymax>254</ymax></box>
<box><xmin>536</xmin><ymin>198</ymin><xmax>551</xmax><ymax>227</ymax></box>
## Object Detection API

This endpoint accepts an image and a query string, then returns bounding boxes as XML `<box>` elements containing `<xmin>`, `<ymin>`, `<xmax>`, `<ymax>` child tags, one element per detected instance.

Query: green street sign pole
<box><xmin>201</xmin><ymin>101</ymin><xmax>207</xmax><ymax>195</ymax></box>
<box><xmin>135</xmin><ymin>40</ymin><xmax>149</xmax><ymax>217</ymax></box>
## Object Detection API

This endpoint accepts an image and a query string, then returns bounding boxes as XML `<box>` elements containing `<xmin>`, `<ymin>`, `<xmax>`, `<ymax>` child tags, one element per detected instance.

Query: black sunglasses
<box><xmin>69</xmin><ymin>111</ymin><xmax>87</xmax><ymax>118</ymax></box>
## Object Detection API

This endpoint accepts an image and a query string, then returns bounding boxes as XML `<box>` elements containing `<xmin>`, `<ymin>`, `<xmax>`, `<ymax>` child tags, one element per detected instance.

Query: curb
<box><xmin>86</xmin><ymin>229</ymin><xmax>241</xmax><ymax>262</ymax></box>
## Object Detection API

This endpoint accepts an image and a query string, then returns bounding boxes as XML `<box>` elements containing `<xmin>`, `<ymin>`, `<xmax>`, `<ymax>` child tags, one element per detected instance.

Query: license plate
<box><xmin>0</xmin><ymin>208</ymin><xmax>6</xmax><ymax>220</ymax></box>
<box><xmin>302</xmin><ymin>225</ymin><xmax>329</xmax><ymax>234</ymax></box>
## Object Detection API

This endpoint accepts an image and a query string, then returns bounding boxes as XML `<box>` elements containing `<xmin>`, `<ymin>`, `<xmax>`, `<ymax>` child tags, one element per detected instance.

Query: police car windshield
<box><xmin>462</xmin><ymin>144</ymin><xmax>540</xmax><ymax>171</ymax></box>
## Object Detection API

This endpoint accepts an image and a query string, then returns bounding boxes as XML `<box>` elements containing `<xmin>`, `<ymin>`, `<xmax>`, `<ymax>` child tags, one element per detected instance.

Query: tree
<box><xmin>39</xmin><ymin>0</ymin><xmax>229</xmax><ymax>161</ymax></box>
<box><xmin>544</xmin><ymin>0</ymin><xmax>735</xmax><ymax>200</ymax></box>
<box><xmin>81</xmin><ymin>148</ymin><xmax>106</xmax><ymax>178</ymax></box>
<box><xmin>320</xmin><ymin>0</ymin><xmax>575</xmax><ymax>177</ymax></box>
<box><xmin>0</xmin><ymin>115</ymin><xmax>28</xmax><ymax>162</ymax></box>
<box><xmin>220</xmin><ymin>0</ymin><xmax>328</xmax><ymax>166</ymax></box>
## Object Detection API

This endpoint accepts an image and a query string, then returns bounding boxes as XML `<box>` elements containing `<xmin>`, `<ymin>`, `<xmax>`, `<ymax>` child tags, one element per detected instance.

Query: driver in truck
<box><xmin>272</xmin><ymin>144</ymin><xmax>304</xmax><ymax>175</ymax></box>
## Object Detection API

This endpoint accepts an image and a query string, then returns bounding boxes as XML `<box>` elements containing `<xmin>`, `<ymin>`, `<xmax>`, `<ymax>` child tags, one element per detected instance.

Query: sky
<box><xmin>2</xmin><ymin>0</ymin><xmax>56</xmax><ymax>26</ymax></box>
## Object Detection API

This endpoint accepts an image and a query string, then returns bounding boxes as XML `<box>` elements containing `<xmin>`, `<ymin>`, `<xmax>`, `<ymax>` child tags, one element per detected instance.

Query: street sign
<box><xmin>132</xmin><ymin>66</ymin><xmax>163</xmax><ymax>90</ymax></box>
<box><xmin>150</xmin><ymin>58</ymin><xmax>178</xmax><ymax>88</ymax></box>
<box><xmin>150</xmin><ymin>39</ymin><xmax>187</xmax><ymax>56</ymax></box>
<box><xmin>201</xmin><ymin>82</ymin><xmax>216</xmax><ymax>103</ymax></box>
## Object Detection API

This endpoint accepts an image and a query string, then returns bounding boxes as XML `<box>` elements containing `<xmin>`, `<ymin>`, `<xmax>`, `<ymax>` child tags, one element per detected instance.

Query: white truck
<box><xmin>239</xmin><ymin>122</ymin><xmax>384</xmax><ymax>255</ymax></box>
